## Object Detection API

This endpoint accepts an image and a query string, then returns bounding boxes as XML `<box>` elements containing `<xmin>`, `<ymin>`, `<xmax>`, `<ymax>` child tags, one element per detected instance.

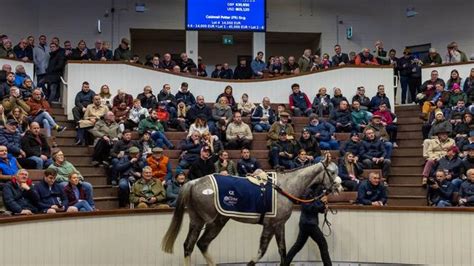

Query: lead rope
<box><xmin>321</xmin><ymin>206</ymin><xmax>337</xmax><ymax>237</ymax></box>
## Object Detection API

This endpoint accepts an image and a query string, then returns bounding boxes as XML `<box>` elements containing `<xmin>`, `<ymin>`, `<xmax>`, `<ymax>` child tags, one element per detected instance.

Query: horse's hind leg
<box><xmin>274</xmin><ymin>224</ymin><xmax>286</xmax><ymax>265</ymax></box>
<box><xmin>183</xmin><ymin>215</ymin><xmax>205</xmax><ymax>266</ymax></box>
<box><xmin>197</xmin><ymin>215</ymin><xmax>229</xmax><ymax>265</ymax></box>
<box><xmin>248</xmin><ymin>225</ymin><xmax>275</xmax><ymax>266</ymax></box>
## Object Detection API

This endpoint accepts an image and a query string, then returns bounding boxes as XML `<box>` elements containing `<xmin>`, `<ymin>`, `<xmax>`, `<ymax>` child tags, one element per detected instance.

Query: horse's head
<box><xmin>318</xmin><ymin>153</ymin><xmax>343</xmax><ymax>194</ymax></box>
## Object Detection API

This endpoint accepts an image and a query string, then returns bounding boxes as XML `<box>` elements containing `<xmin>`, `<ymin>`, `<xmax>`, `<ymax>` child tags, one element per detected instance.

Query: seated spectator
<box><xmin>237</xmin><ymin>148</ymin><xmax>262</xmax><ymax>176</ymax></box>
<box><xmin>422</xmin><ymin>130</ymin><xmax>455</xmax><ymax>185</ymax></box>
<box><xmin>329</xmin><ymin>100</ymin><xmax>353</xmax><ymax>133</ymax></box>
<box><xmin>167</xmin><ymin>172</ymin><xmax>187</xmax><ymax>207</ymax></box>
<box><xmin>211</xmin><ymin>64</ymin><xmax>224</xmax><ymax>78</ymax></box>
<box><xmin>233</xmin><ymin>58</ymin><xmax>253</xmax><ymax>80</ymax></box>
<box><xmin>63</xmin><ymin>172</ymin><xmax>94</xmax><ymax>212</ymax></box>
<box><xmin>27</xmin><ymin>89</ymin><xmax>66</xmax><ymax>138</ymax></box>
<box><xmin>138</xmin><ymin>110</ymin><xmax>174</xmax><ymax>149</ymax></box>
<box><xmin>0</xmin><ymin>145</ymin><xmax>19</xmax><ymax>182</ymax></box>
<box><xmin>458</xmin><ymin>128</ymin><xmax>474</xmax><ymax>155</ymax></box>
<box><xmin>251</xmin><ymin>51</ymin><xmax>266</xmax><ymax>78</ymax></box>
<box><xmin>96</xmin><ymin>41</ymin><xmax>113</xmax><ymax>61</ymax></box>
<box><xmin>0</xmin><ymin>71</ymin><xmax>15</xmax><ymax>99</ymax></box>
<box><xmin>269</xmin><ymin>130</ymin><xmax>297</xmax><ymax>171</ymax></box>
<box><xmin>365</xmin><ymin>115</ymin><xmax>393</xmax><ymax>159</ymax></box>
<box><xmin>178</xmin><ymin>53</ymin><xmax>197</xmax><ymax>73</ymax></box>
<box><xmin>188</xmin><ymin>146</ymin><xmax>215</xmax><ymax>180</ymax></box>
<box><xmin>213</xmin><ymin>97</ymin><xmax>233</xmax><ymax>139</ymax></box>
<box><xmin>450</xmin><ymin>99</ymin><xmax>467</xmax><ymax>127</ymax></box>
<box><xmin>237</xmin><ymin>93</ymin><xmax>255</xmax><ymax>117</ymax></box>
<box><xmin>89</xmin><ymin>111</ymin><xmax>121</xmax><ymax>166</ymax></box>
<box><xmin>113</xmin><ymin>38</ymin><xmax>132</xmax><ymax>61</ymax></box>
<box><xmin>19</xmin><ymin>78</ymin><xmax>36</xmax><ymax>100</ymax></box>
<box><xmin>112</xmin><ymin>102</ymin><xmax>129</xmax><ymax>130</ymax></box>
<box><xmin>214</xmin><ymin>150</ymin><xmax>238</xmax><ymax>176</ymax></box>
<box><xmin>2</xmin><ymin>169</ymin><xmax>38</xmax><ymax>215</ymax></box>
<box><xmin>112</xmin><ymin>89</ymin><xmax>133</xmax><ymax>110</ymax></box>
<box><xmin>338</xmin><ymin>152</ymin><xmax>363</xmax><ymax>191</ymax></box>
<box><xmin>374</xmin><ymin>103</ymin><xmax>398</xmax><ymax>147</ymax></box>
<box><xmin>72</xmin><ymin>81</ymin><xmax>96</xmax><ymax>123</ymax></box>
<box><xmin>156</xmin><ymin>101</ymin><xmax>171</xmax><ymax>130</ymax></box>
<box><xmin>171</xmin><ymin>100</ymin><xmax>188</xmax><ymax>132</ymax></box>
<box><xmin>352</xmin><ymin>86</ymin><xmax>371</xmax><ymax>111</ymax></box>
<box><xmin>216</xmin><ymin>85</ymin><xmax>237</xmax><ymax>109</ymax></box>
<box><xmin>420</xmin><ymin>82</ymin><xmax>450</xmax><ymax>121</ymax></box>
<box><xmin>289</xmin><ymin>83</ymin><xmax>312</xmax><ymax>117</ymax></box>
<box><xmin>419</xmin><ymin>70</ymin><xmax>445</xmax><ymax>104</ymax></box>
<box><xmin>267</xmin><ymin>112</ymin><xmax>295</xmax><ymax>146</ymax></box>
<box><xmin>115</xmin><ymin>146</ymin><xmax>145</xmax><ymax>207</ymax></box>
<box><xmin>133</xmin><ymin>131</ymin><xmax>156</xmax><ymax>160</ymax></box>
<box><xmin>188</xmin><ymin>114</ymin><xmax>210</xmax><ymax>138</ymax></box>
<box><xmin>426</xmin><ymin>111</ymin><xmax>452</xmax><ymax>139</ymax></box>
<box><xmin>3</xmin><ymin>86</ymin><xmax>30</xmax><ymax>115</ymax></box>
<box><xmin>332</xmin><ymin>44</ymin><xmax>349</xmax><ymax>66</ymax></box>
<box><xmin>297</xmin><ymin>49</ymin><xmax>312</xmax><ymax>73</ymax></box>
<box><xmin>307</xmin><ymin>114</ymin><xmax>339</xmax><ymax>150</ymax></box>
<box><xmin>126</xmin><ymin>98</ymin><xmax>149</xmax><ymax>130</ymax></box>
<box><xmin>0</xmin><ymin>119</ymin><xmax>32</xmax><ymax>166</ymax></box>
<box><xmin>177</xmin><ymin>131</ymin><xmax>203</xmax><ymax>170</ymax></box>
<box><xmin>98</xmin><ymin>84</ymin><xmax>112</xmax><ymax>109</ymax></box>
<box><xmin>356</xmin><ymin>172</ymin><xmax>387</xmax><ymax>206</ymax></box>
<box><xmin>226</xmin><ymin>111</ymin><xmax>253</xmax><ymax>150</ymax></box>
<box><xmin>355</xmin><ymin>48</ymin><xmax>379</xmax><ymax>65</ymax></box>
<box><xmin>14</xmin><ymin>65</ymin><xmax>31</xmax><ymax>88</ymax></box>
<box><xmin>435</xmin><ymin>146</ymin><xmax>464</xmax><ymax>190</ymax></box>
<box><xmin>312</xmin><ymin>87</ymin><xmax>333</xmax><ymax>117</ymax></box>
<box><xmin>201</xmin><ymin>131</ymin><xmax>223</xmax><ymax>162</ymax></box>
<box><xmin>330</xmin><ymin>87</ymin><xmax>348</xmax><ymax>108</ymax></box>
<box><xmin>293</xmin><ymin>149</ymin><xmax>312</xmax><ymax>168</ymax></box>
<box><xmin>157</xmin><ymin>84</ymin><xmax>177</xmax><ymax>113</ymax></box>
<box><xmin>448</xmin><ymin>84</ymin><xmax>467</xmax><ymax>108</ymax></box>
<box><xmin>13</xmin><ymin>39</ymin><xmax>32</xmax><ymax>61</ymax></box>
<box><xmin>296</xmin><ymin>128</ymin><xmax>322</xmax><ymax>163</ymax></box>
<box><xmin>422</xmin><ymin>100</ymin><xmax>450</xmax><ymax>139</ymax></box>
<box><xmin>423</xmin><ymin>48</ymin><xmax>442</xmax><ymax>65</ymax></box>
<box><xmin>283</xmin><ymin>56</ymin><xmax>300</xmax><ymax>75</ymax></box>
<box><xmin>137</xmin><ymin>85</ymin><xmax>157</xmax><ymax>111</ymax></box>
<box><xmin>427</xmin><ymin>170</ymin><xmax>454</xmax><ymax>207</ymax></box>
<box><xmin>459</xmin><ymin>169</ymin><xmax>474</xmax><ymax>206</ymax></box>
<box><xmin>175</xmin><ymin>82</ymin><xmax>196</xmax><ymax>109</ymax></box>
<box><xmin>0</xmin><ymin>39</ymin><xmax>15</xmax><ymax>59</ymax></box>
<box><xmin>369</xmin><ymin>85</ymin><xmax>391</xmax><ymax>112</ymax></box>
<box><xmin>146</xmin><ymin>147</ymin><xmax>172</xmax><ymax>184</ymax></box>
<box><xmin>220</xmin><ymin>63</ymin><xmax>233</xmax><ymax>79</ymax></box>
<box><xmin>130</xmin><ymin>166</ymin><xmax>167</xmax><ymax>209</ymax></box>
<box><xmin>321</xmin><ymin>53</ymin><xmax>332</xmax><ymax>69</ymax></box>
<box><xmin>251</xmin><ymin>97</ymin><xmax>276</xmax><ymax>132</ymax></box>
<box><xmin>463</xmin><ymin>68</ymin><xmax>474</xmax><ymax>104</ymax></box>
<box><xmin>360</xmin><ymin>128</ymin><xmax>391</xmax><ymax>180</ymax></box>
<box><xmin>188</xmin><ymin>95</ymin><xmax>214</xmax><ymax>130</ymax></box>
<box><xmin>109</xmin><ymin>130</ymin><xmax>134</xmax><ymax>181</ymax></box>
<box><xmin>160</xmin><ymin>53</ymin><xmax>176</xmax><ymax>71</ymax></box>
<box><xmin>76</xmin><ymin>95</ymin><xmax>109</xmax><ymax>145</ymax></box>
<box><xmin>21</xmin><ymin>122</ymin><xmax>52</xmax><ymax>169</ymax></box>
<box><xmin>445</xmin><ymin>69</ymin><xmax>463</xmax><ymax>91</ymax></box>
<box><xmin>70</xmin><ymin>40</ymin><xmax>92</xmax><ymax>60</ymax></box>
<box><xmin>340</xmin><ymin>132</ymin><xmax>362</xmax><ymax>158</ymax></box>
<box><xmin>34</xmin><ymin>168</ymin><xmax>77</xmax><ymax>213</ymax></box>
<box><xmin>351</xmin><ymin>100</ymin><xmax>371</xmax><ymax>132</ymax></box>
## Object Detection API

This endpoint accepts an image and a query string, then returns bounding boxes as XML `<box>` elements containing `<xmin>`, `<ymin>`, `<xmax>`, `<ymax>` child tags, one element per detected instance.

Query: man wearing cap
<box><xmin>422</xmin><ymin>129</ymin><xmax>455</xmax><ymax>185</ymax></box>
<box><xmin>188</xmin><ymin>146</ymin><xmax>215</xmax><ymax>180</ymax></box>
<box><xmin>21</xmin><ymin>122</ymin><xmax>52</xmax><ymax>169</ymax></box>
<box><xmin>360</xmin><ymin>128</ymin><xmax>391</xmax><ymax>180</ymax></box>
<box><xmin>434</xmin><ymin>145</ymin><xmax>464</xmax><ymax>190</ymax></box>
<box><xmin>115</xmin><ymin>146</ymin><xmax>146</xmax><ymax>207</ymax></box>
<box><xmin>226</xmin><ymin>111</ymin><xmax>253</xmax><ymax>150</ymax></box>
<box><xmin>89</xmin><ymin>111</ymin><xmax>122</xmax><ymax>166</ymax></box>
<box><xmin>426</xmin><ymin>110</ymin><xmax>452</xmax><ymax>140</ymax></box>
<box><xmin>365</xmin><ymin>114</ymin><xmax>393</xmax><ymax>159</ymax></box>
<box><xmin>113</xmin><ymin>37</ymin><xmax>132</xmax><ymax>61</ymax></box>
<box><xmin>270</xmin><ymin>130</ymin><xmax>297</xmax><ymax>171</ymax></box>
<box><xmin>0</xmin><ymin>119</ymin><xmax>26</xmax><ymax>160</ymax></box>
<box><xmin>130</xmin><ymin>166</ymin><xmax>167</xmax><ymax>209</ymax></box>
<box><xmin>267</xmin><ymin>111</ymin><xmax>295</xmax><ymax>146</ymax></box>
<box><xmin>175</xmin><ymin>82</ymin><xmax>196</xmax><ymax>109</ymax></box>
<box><xmin>146</xmin><ymin>147</ymin><xmax>172</xmax><ymax>184</ymax></box>
<box><xmin>423</xmin><ymin>48</ymin><xmax>442</xmax><ymax>65</ymax></box>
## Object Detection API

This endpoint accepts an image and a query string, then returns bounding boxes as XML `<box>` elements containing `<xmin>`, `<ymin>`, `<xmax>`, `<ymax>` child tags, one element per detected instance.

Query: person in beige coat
<box><xmin>421</xmin><ymin>130</ymin><xmax>455</xmax><ymax>185</ymax></box>
<box><xmin>225</xmin><ymin>111</ymin><xmax>253</xmax><ymax>149</ymax></box>
<box><xmin>76</xmin><ymin>95</ymin><xmax>109</xmax><ymax>145</ymax></box>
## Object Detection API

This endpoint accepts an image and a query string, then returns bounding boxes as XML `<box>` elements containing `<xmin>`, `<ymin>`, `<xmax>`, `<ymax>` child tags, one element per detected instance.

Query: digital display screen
<box><xmin>186</xmin><ymin>0</ymin><xmax>266</xmax><ymax>32</ymax></box>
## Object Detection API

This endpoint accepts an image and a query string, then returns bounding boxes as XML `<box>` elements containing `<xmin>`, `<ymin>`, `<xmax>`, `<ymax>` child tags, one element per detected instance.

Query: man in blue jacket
<box><xmin>357</xmin><ymin>172</ymin><xmax>387</xmax><ymax>206</ymax></box>
<box><xmin>329</xmin><ymin>100</ymin><xmax>353</xmax><ymax>132</ymax></box>
<box><xmin>3</xmin><ymin>169</ymin><xmax>39</xmax><ymax>215</ymax></box>
<box><xmin>360</xmin><ymin>128</ymin><xmax>391</xmax><ymax>179</ymax></box>
<box><xmin>459</xmin><ymin>169</ymin><xmax>474</xmax><ymax>206</ymax></box>
<box><xmin>251</xmin><ymin>97</ymin><xmax>276</xmax><ymax>132</ymax></box>
<box><xmin>237</xmin><ymin>148</ymin><xmax>262</xmax><ymax>177</ymax></box>
<box><xmin>369</xmin><ymin>85</ymin><xmax>391</xmax><ymax>112</ymax></box>
<box><xmin>174</xmin><ymin>82</ymin><xmax>196</xmax><ymax>108</ymax></box>
<box><xmin>307</xmin><ymin>114</ymin><xmax>339</xmax><ymax>150</ymax></box>
<box><xmin>71</xmin><ymin>81</ymin><xmax>96</xmax><ymax>123</ymax></box>
<box><xmin>34</xmin><ymin>168</ymin><xmax>76</xmax><ymax>213</ymax></box>
<box><xmin>427</xmin><ymin>170</ymin><xmax>454</xmax><ymax>207</ymax></box>
<box><xmin>250</xmin><ymin>51</ymin><xmax>266</xmax><ymax>78</ymax></box>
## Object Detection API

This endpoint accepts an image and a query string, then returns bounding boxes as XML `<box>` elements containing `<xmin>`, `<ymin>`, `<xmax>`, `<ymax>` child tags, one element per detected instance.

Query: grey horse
<box><xmin>162</xmin><ymin>156</ymin><xmax>342</xmax><ymax>265</ymax></box>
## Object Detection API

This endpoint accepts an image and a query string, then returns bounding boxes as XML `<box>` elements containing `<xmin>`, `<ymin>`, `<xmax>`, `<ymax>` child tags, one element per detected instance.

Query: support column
<box><xmin>252</xmin><ymin>32</ymin><xmax>265</xmax><ymax>58</ymax></box>
<box><xmin>186</xmin><ymin>31</ymin><xmax>199</xmax><ymax>64</ymax></box>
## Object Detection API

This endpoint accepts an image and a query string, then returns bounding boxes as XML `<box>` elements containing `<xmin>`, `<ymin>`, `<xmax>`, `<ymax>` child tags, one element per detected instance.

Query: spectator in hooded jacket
<box><xmin>289</xmin><ymin>83</ymin><xmax>312</xmax><ymax>117</ymax></box>
<box><xmin>307</xmin><ymin>114</ymin><xmax>339</xmax><ymax>150</ymax></box>
<box><xmin>167</xmin><ymin>172</ymin><xmax>188</xmax><ymax>207</ymax></box>
<box><xmin>251</xmin><ymin>97</ymin><xmax>276</xmax><ymax>132</ymax></box>
<box><xmin>459</xmin><ymin>169</ymin><xmax>474</xmax><ymax>206</ymax></box>
<box><xmin>175</xmin><ymin>82</ymin><xmax>196</xmax><ymax>108</ymax></box>
<box><xmin>360</xmin><ymin>128</ymin><xmax>391</xmax><ymax>179</ymax></box>
<box><xmin>329</xmin><ymin>100</ymin><xmax>353</xmax><ymax>133</ymax></box>
<box><xmin>356</xmin><ymin>172</ymin><xmax>387</xmax><ymax>206</ymax></box>
<box><xmin>188</xmin><ymin>146</ymin><xmax>215</xmax><ymax>180</ymax></box>
<box><xmin>72</xmin><ymin>81</ymin><xmax>96</xmax><ymax>122</ymax></box>
<box><xmin>312</xmin><ymin>87</ymin><xmax>333</xmax><ymax>117</ymax></box>
<box><xmin>369</xmin><ymin>85</ymin><xmax>391</xmax><ymax>112</ymax></box>
<box><xmin>2</xmin><ymin>169</ymin><xmax>39</xmax><ymax>215</ymax></box>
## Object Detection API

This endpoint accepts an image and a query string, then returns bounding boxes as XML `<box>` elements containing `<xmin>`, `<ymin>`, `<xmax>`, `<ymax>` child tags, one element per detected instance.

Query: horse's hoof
<box><xmin>247</xmin><ymin>261</ymin><xmax>256</xmax><ymax>266</ymax></box>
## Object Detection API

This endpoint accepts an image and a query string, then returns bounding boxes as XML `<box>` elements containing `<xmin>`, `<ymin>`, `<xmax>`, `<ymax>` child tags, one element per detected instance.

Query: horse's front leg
<box><xmin>247</xmin><ymin>225</ymin><xmax>275</xmax><ymax>266</ymax></box>
<box><xmin>274</xmin><ymin>224</ymin><xmax>286</xmax><ymax>265</ymax></box>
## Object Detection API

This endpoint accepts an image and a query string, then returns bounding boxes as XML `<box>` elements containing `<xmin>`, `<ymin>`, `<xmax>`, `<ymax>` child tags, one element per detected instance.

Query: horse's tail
<box><xmin>161</xmin><ymin>181</ymin><xmax>193</xmax><ymax>253</ymax></box>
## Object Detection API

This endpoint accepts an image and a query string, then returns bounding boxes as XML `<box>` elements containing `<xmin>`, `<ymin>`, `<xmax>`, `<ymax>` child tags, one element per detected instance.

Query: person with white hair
<box><xmin>0</xmin><ymin>39</ymin><xmax>15</xmax><ymax>59</ymax></box>
<box><xmin>423</xmin><ymin>48</ymin><xmax>442</xmax><ymax>65</ymax></box>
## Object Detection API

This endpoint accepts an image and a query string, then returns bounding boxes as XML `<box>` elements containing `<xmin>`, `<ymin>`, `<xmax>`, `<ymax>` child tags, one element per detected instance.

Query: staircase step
<box><xmin>390</xmin><ymin>166</ymin><xmax>423</xmax><ymax>175</ymax></box>
<box><xmin>391</xmin><ymin>157</ymin><xmax>425</xmax><ymax>166</ymax></box>
<box><xmin>388</xmin><ymin>184</ymin><xmax>425</xmax><ymax>196</ymax></box>
<box><xmin>397</xmin><ymin>139</ymin><xmax>423</xmax><ymax>147</ymax></box>
<box><xmin>397</xmin><ymin>131</ymin><xmax>423</xmax><ymax>140</ymax></box>
<box><xmin>392</xmin><ymin>148</ymin><xmax>422</xmax><ymax>157</ymax></box>
<box><xmin>57</xmin><ymin>146</ymin><xmax>92</xmax><ymax>155</ymax></box>
<box><xmin>389</xmin><ymin>174</ymin><xmax>423</xmax><ymax>185</ymax></box>
<box><xmin>395</xmin><ymin>105</ymin><xmax>420</xmax><ymax>112</ymax></box>
<box><xmin>67</xmin><ymin>155</ymin><xmax>93</xmax><ymax>165</ymax></box>
<box><xmin>82</xmin><ymin>174</ymin><xmax>108</xmax><ymax>186</ymax></box>
<box><xmin>396</xmin><ymin>117</ymin><xmax>424</xmax><ymax>125</ymax></box>
<box><xmin>74</xmin><ymin>165</ymin><xmax>107</xmax><ymax>175</ymax></box>
<box><xmin>388</xmin><ymin>195</ymin><xmax>426</xmax><ymax>206</ymax></box>
<box><xmin>398</xmin><ymin>124</ymin><xmax>423</xmax><ymax>132</ymax></box>
<box><xmin>93</xmin><ymin>185</ymin><xmax>118</xmax><ymax>197</ymax></box>
<box><xmin>94</xmin><ymin>197</ymin><xmax>119</xmax><ymax>210</ymax></box>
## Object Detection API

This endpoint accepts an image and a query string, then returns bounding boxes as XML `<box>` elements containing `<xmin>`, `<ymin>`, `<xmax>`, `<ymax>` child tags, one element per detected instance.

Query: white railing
<box><xmin>64</xmin><ymin>62</ymin><xmax>395</xmax><ymax>119</ymax></box>
<box><xmin>0</xmin><ymin>58</ymin><xmax>34</xmax><ymax>80</ymax></box>
<box><xmin>422</xmin><ymin>62</ymin><xmax>474</xmax><ymax>84</ymax></box>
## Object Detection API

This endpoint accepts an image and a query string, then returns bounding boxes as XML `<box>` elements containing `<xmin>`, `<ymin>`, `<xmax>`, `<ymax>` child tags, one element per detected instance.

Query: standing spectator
<box><xmin>115</xmin><ymin>146</ymin><xmax>146</xmax><ymax>207</ymax></box>
<box><xmin>146</xmin><ymin>147</ymin><xmax>172</xmax><ymax>183</ymax></box>
<box><xmin>2</xmin><ymin>169</ymin><xmax>39</xmax><ymax>215</ymax></box>
<box><xmin>233</xmin><ymin>58</ymin><xmax>253</xmax><ymax>80</ymax></box>
<box><xmin>237</xmin><ymin>93</ymin><xmax>255</xmax><ymax>117</ymax></box>
<box><xmin>63</xmin><ymin>172</ymin><xmax>94</xmax><ymax>212</ymax></box>
<box><xmin>34</xmin><ymin>169</ymin><xmax>76</xmax><ymax>213</ymax></box>
<box><xmin>329</xmin><ymin>100</ymin><xmax>353</xmax><ymax>133</ymax></box>
<box><xmin>197</xmin><ymin>57</ymin><xmax>207</xmax><ymax>77</ymax></box>
<box><xmin>373</xmin><ymin>41</ymin><xmax>390</xmax><ymax>65</ymax></box>
<box><xmin>354</xmin><ymin>48</ymin><xmax>379</xmax><ymax>65</ymax></box>
<box><xmin>63</xmin><ymin>40</ymin><xmax>73</xmax><ymax>60</ymax></box>
<box><xmin>137</xmin><ymin>85</ymin><xmax>157</xmax><ymax>111</ymax></box>
<box><xmin>360</xmin><ymin>128</ymin><xmax>391</xmax><ymax>179</ymax></box>
<box><xmin>251</xmin><ymin>51</ymin><xmax>266</xmax><ymax>78</ymax></box>
<box><xmin>312</xmin><ymin>87</ymin><xmax>333</xmax><ymax>117</ymax></box>
<box><xmin>306</xmin><ymin>114</ymin><xmax>339</xmax><ymax>150</ymax></box>
<box><xmin>175</xmin><ymin>82</ymin><xmax>196</xmax><ymax>108</ymax></box>
<box><xmin>427</xmin><ymin>170</ymin><xmax>454</xmax><ymax>207</ymax></box>
<box><xmin>76</xmin><ymin>95</ymin><xmax>109</xmax><ymax>145</ymax></box>
<box><xmin>237</xmin><ymin>148</ymin><xmax>262</xmax><ymax>176</ymax></box>
<box><xmin>356</xmin><ymin>172</ymin><xmax>387</xmax><ymax>206</ymax></box>
<box><xmin>338</xmin><ymin>152</ymin><xmax>363</xmax><ymax>191</ymax></box>
<box><xmin>298</xmin><ymin>49</ymin><xmax>312</xmax><ymax>73</ymax></box>
<box><xmin>21</xmin><ymin>122</ymin><xmax>52</xmax><ymax>169</ymax></box>
<box><xmin>459</xmin><ymin>169</ymin><xmax>474</xmax><ymax>206</ymax></box>
<box><xmin>269</xmin><ymin>130</ymin><xmax>297</xmax><ymax>171</ymax></box>
<box><xmin>138</xmin><ymin>110</ymin><xmax>174</xmax><ymax>149</ymax></box>
<box><xmin>167</xmin><ymin>172</ymin><xmax>187</xmax><ymax>207</ymax></box>
<box><xmin>72</xmin><ymin>81</ymin><xmax>96</xmax><ymax>123</ymax></box>
<box><xmin>369</xmin><ymin>85</ymin><xmax>391</xmax><ymax>112</ymax></box>
<box><xmin>211</xmin><ymin>64</ymin><xmax>223</xmax><ymax>78</ymax></box>
<box><xmin>226</xmin><ymin>111</ymin><xmax>253</xmax><ymax>149</ymax></box>
<box><xmin>178</xmin><ymin>53</ymin><xmax>197</xmax><ymax>73</ymax></box>
<box><xmin>45</xmin><ymin>42</ymin><xmax>66</xmax><ymax>102</ymax></box>
<box><xmin>330</xmin><ymin>87</ymin><xmax>348</xmax><ymax>108</ymax></box>
<box><xmin>351</xmin><ymin>100</ymin><xmax>371</xmax><ymax>132</ymax></box>
<box><xmin>283</xmin><ymin>56</ymin><xmax>300</xmax><ymax>75</ymax></box>
<box><xmin>296</xmin><ymin>128</ymin><xmax>322</xmax><ymax>163</ymax></box>
<box><xmin>332</xmin><ymin>44</ymin><xmax>349</xmax><ymax>66</ymax></box>
<box><xmin>112</xmin><ymin>89</ymin><xmax>133</xmax><ymax>109</ymax></box>
<box><xmin>33</xmin><ymin>35</ymin><xmax>49</xmax><ymax>88</ymax></box>
<box><xmin>289</xmin><ymin>83</ymin><xmax>312</xmax><ymax>117</ymax></box>
<box><xmin>423</xmin><ymin>48</ymin><xmax>442</xmax><ymax>65</ymax></box>
<box><xmin>251</xmin><ymin>97</ymin><xmax>276</xmax><ymax>132</ymax></box>
<box><xmin>13</xmin><ymin>39</ymin><xmax>33</xmax><ymax>61</ymax></box>
<box><xmin>267</xmin><ymin>112</ymin><xmax>295</xmax><ymax>146</ymax></box>
<box><xmin>188</xmin><ymin>146</ymin><xmax>215</xmax><ymax>180</ymax></box>
<box><xmin>70</xmin><ymin>40</ymin><xmax>92</xmax><ymax>60</ymax></box>
<box><xmin>89</xmin><ymin>40</ymin><xmax>102</xmax><ymax>59</ymax></box>
<box><xmin>214</xmin><ymin>150</ymin><xmax>238</xmax><ymax>176</ymax></box>
<box><xmin>130</xmin><ymin>166</ymin><xmax>167</xmax><ymax>209</ymax></box>
<box><xmin>89</xmin><ymin>111</ymin><xmax>121</xmax><ymax>166</ymax></box>
<box><xmin>113</xmin><ymin>38</ymin><xmax>132</xmax><ymax>61</ymax></box>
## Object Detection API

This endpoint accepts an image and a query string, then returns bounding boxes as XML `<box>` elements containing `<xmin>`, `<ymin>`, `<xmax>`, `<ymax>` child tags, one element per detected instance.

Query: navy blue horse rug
<box><xmin>209</xmin><ymin>174</ymin><xmax>278</xmax><ymax>219</ymax></box>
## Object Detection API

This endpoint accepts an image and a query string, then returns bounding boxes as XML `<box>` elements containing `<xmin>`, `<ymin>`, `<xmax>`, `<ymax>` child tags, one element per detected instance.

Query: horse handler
<box><xmin>284</xmin><ymin>186</ymin><xmax>332</xmax><ymax>266</ymax></box>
